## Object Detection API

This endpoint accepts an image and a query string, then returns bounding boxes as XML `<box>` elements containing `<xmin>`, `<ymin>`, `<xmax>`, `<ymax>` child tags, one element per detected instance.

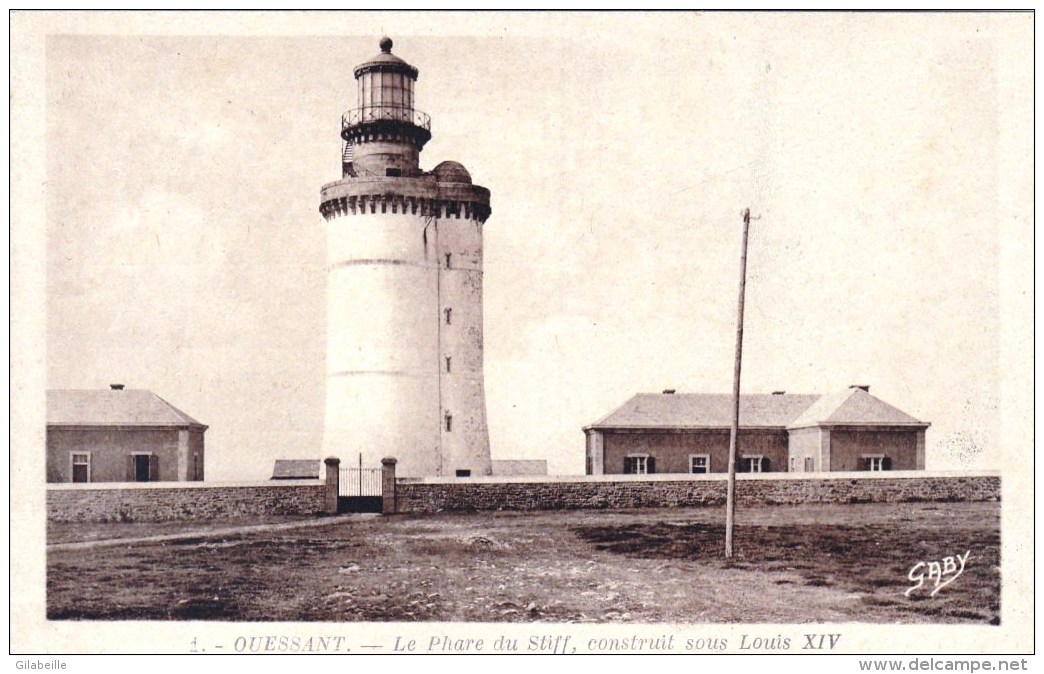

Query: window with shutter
<box><xmin>624</xmin><ymin>455</ymin><xmax>649</xmax><ymax>475</ymax></box>
<box><xmin>741</xmin><ymin>456</ymin><xmax>764</xmax><ymax>473</ymax></box>
<box><xmin>862</xmin><ymin>455</ymin><xmax>886</xmax><ymax>471</ymax></box>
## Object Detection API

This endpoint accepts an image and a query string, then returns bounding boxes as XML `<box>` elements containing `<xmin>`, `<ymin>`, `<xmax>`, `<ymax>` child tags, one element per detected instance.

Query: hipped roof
<box><xmin>786</xmin><ymin>387</ymin><xmax>927</xmax><ymax>429</ymax></box>
<box><xmin>587</xmin><ymin>388</ymin><xmax>927</xmax><ymax>431</ymax></box>
<box><xmin>47</xmin><ymin>389</ymin><xmax>207</xmax><ymax>429</ymax></box>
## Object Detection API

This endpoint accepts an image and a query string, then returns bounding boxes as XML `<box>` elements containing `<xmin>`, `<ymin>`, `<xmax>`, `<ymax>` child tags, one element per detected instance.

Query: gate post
<box><xmin>324</xmin><ymin>457</ymin><xmax>340</xmax><ymax>515</ymax></box>
<box><xmin>381</xmin><ymin>457</ymin><xmax>397</xmax><ymax>515</ymax></box>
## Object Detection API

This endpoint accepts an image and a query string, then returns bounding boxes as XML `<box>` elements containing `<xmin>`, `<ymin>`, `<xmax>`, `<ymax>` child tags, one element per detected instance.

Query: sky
<box><xmin>33</xmin><ymin>12</ymin><xmax>1033</xmax><ymax>479</ymax></box>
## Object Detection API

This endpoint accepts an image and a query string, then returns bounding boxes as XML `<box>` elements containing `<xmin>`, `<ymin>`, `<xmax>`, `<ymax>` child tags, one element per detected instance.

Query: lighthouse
<box><xmin>319</xmin><ymin>37</ymin><xmax>493</xmax><ymax>478</ymax></box>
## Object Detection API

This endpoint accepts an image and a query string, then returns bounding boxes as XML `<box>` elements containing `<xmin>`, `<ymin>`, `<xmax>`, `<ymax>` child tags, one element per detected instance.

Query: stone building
<box><xmin>318</xmin><ymin>37</ymin><xmax>493</xmax><ymax>478</ymax></box>
<box><xmin>584</xmin><ymin>385</ymin><xmax>928</xmax><ymax>475</ymax></box>
<box><xmin>46</xmin><ymin>385</ymin><xmax>207</xmax><ymax>483</ymax></box>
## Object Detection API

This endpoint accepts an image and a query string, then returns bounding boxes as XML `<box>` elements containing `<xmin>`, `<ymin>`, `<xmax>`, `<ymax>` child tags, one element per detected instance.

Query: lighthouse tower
<box><xmin>319</xmin><ymin>38</ymin><xmax>493</xmax><ymax>478</ymax></box>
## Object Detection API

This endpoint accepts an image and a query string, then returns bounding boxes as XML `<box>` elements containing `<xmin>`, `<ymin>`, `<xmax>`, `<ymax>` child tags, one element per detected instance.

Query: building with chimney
<box><xmin>318</xmin><ymin>38</ymin><xmax>493</xmax><ymax>478</ymax></box>
<box><xmin>584</xmin><ymin>385</ymin><xmax>929</xmax><ymax>475</ymax></box>
<box><xmin>46</xmin><ymin>385</ymin><xmax>207</xmax><ymax>483</ymax></box>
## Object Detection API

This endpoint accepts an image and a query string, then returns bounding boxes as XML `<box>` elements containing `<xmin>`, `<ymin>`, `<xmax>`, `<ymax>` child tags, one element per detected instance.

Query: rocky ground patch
<box><xmin>47</xmin><ymin>501</ymin><xmax>999</xmax><ymax>623</ymax></box>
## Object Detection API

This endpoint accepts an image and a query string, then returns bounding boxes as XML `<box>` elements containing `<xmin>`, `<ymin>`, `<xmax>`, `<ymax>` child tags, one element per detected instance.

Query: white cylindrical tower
<box><xmin>319</xmin><ymin>38</ymin><xmax>492</xmax><ymax>478</ymax></box>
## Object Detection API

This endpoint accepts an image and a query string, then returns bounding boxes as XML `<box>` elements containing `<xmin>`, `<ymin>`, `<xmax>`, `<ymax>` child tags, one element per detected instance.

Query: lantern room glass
<box><xmin>358</xmin><ymin>71</ymin><xmax>414</xmax><ymax>117</ymax></box>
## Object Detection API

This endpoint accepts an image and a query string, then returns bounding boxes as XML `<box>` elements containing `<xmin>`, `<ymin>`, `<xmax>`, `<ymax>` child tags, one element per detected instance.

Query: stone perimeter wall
<box><xmin>392</xmin><ymin>471</ymin><xmax>999</xmax><ymax>514</ymax></box>
<box><xmin>47</xmin><ymin>480</ymin><xmax>328</xmax><ymax>523</ymax></box>
<box><xmin>45</xmin><ymin>470</ymin><xmax>1001</xmax><ymax>521</ymax></box>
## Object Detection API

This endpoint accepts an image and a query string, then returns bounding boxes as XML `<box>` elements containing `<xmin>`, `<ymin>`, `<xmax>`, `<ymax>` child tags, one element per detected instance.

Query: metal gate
<box><xmin>338</xmin><ymin>466</ymin><xmax>382</xmax><ymax>513</ymax></box>
<box><xmin>339</xmin><ymin>467</ymin><xmax>382</xmax><ymax>496</ymax></box>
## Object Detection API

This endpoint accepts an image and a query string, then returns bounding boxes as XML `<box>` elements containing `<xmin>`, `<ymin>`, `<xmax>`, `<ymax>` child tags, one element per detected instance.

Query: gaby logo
<box><xmin>906</xmin><ymin>550</ymin><xmax>971</xmax><ymax>597</ymax></box>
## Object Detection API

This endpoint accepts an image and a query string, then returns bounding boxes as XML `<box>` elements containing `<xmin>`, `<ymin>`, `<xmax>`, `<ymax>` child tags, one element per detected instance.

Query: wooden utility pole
<box><xmin>725</xmin><ymin>208</ymin><xmax>752</xmax><ymax>559</ymax></box>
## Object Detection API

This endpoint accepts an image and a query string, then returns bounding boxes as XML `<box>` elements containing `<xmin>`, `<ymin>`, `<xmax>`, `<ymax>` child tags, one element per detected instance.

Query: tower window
<box><xmin>445</xmin><ymin>356</ymin><xmax>452</xmax><ymax>373</ymax></box>
<box><xmin>445</xmin><ymin>253</ymin><xmax>452</xmax><ymax>269</ymax></box>
<box><xmin>444</xmin><ymin>308</ymin><xmax>452</xmax><ymax>325</ymax></box>
<box><xmin>455</xmin><ymin>469</ymin><xmax>471</xmax><ymax>478</ymax></box>
<box><xmin>445</xmin><ymin>413</ymin><xmax>453</xmax><ymax>432</ymax></box>
<box><xmin>386</xmin><ymin>168</ymin><xmax>401</xmax><ymax>177</ymax></box>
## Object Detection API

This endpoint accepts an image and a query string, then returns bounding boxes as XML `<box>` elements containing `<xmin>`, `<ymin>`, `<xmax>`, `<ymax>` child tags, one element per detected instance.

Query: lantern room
<box><xmin>341</xmin><ymin>37</ymin><xmax>431</xmax><ymax>178</ymax></box>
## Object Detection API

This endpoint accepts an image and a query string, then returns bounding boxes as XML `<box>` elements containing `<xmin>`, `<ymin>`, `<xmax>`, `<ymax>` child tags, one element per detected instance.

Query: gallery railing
<box><xmin>342</xmin><ymin>105</ymin><xmax>431</xmax><ymax>132</ymax></box>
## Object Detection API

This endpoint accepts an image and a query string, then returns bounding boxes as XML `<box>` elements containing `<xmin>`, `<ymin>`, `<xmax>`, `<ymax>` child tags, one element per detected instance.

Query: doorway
<box><xmin>134</xmin><ymin>454</ymin><xmax>151</xmax><ymax>482</ymax></box>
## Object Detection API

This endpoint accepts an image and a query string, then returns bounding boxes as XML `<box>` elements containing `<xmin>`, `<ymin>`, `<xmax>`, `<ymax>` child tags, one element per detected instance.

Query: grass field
<box><xmin>47</xmin><ymin>501</ymin><xmax>999</xmax><ymax>623</ymax></box>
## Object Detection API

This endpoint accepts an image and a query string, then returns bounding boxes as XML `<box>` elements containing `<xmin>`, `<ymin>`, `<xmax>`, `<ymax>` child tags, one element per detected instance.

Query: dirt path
<box><xmin>47</xmin><ymin>514</ymin><xmax>376</xmax><ymax>552</ymax></box>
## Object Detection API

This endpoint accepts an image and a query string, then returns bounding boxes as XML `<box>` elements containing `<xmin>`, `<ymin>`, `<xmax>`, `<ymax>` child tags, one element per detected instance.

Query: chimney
<box><xmin>772</xmin><ymin>390</ymin><xmax>786</xmax><ymax>395</ymax></box>
<box><xmin>850</xmin><ymin>384</ymin><xmax>870</xmax><ymax>392</ymax></box>
<box><xmin>662</xmin><ymin>389</ymin><xmax>676</xmax><ymax>395</ymax></box>
<box><xmin>110</xmin><ymin>384</ymin><xmax>125</xmax><ymax>391</ymax></box>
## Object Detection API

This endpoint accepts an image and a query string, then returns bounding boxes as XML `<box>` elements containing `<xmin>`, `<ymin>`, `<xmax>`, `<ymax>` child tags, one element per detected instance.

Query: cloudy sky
<box><xmin>29</xmin><ymin>12</ymin><xmax>1032</xmax><ymax>479</ymax></box>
